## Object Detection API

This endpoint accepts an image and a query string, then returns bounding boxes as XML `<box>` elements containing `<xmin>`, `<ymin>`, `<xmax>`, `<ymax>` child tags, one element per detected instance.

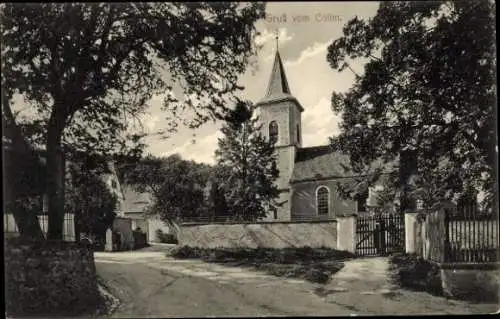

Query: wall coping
<box><xmin>437</xmin><ymin>262</ymin><xmax>500</xmax><ymax>271</ymax></box>
<box><xmin>336</xmin><ymin>214</ymin><xmax>358</xmax><ymax>218</ymax></box>
<box><xmin>181</xmin><ymin>219</ymin><xmax>338</xmax><ymax>227</ymax></box>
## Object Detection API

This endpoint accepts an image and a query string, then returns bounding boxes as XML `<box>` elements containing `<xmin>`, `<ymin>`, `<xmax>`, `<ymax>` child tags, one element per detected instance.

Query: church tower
<box><xmin>255</xmin><ymin>40</ymin><xmax>304</xmax><ymax>221</ymax></box>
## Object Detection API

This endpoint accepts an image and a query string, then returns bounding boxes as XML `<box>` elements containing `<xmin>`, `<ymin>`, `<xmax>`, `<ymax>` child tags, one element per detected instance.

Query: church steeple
<box><xmin>254</xmin><ymin>30</ymin><xmax>303</xmax><ymax>222</ymax></box>
<box><xmin>264</xmin><ymin>50</ymin><xmax>292</xmax><ymax>98</ymax></box>
<box><xmin>257</xmin><ymin>32</ymin><xmax>303</xmax><ymax>112</ymax></box>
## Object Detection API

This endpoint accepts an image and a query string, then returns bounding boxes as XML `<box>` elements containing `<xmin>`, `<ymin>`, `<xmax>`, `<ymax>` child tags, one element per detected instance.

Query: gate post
<box><xmin>405</xmin><ymin>211</ymin><xmax>419</xmax><ymax>253</ymax></box>
<box><xmin>337</xmin><ymin>214</ymin><xmax>356</xmax><ymax>253</ymax></box>
<box><xmin>105</xmin><ymin>228</ymin><xmax>113</xmax><ymax>252</ymax></box>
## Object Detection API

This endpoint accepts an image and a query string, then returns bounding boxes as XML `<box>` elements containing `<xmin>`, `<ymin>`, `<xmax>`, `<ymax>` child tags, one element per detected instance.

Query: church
<box><xmin>255</xmin><ymin>47</ymin><xmax>391</xmax><ymax>221</ymax></box>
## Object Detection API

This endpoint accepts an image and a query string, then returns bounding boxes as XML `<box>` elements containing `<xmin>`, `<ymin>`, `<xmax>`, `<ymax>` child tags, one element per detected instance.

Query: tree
<box><xmin>2</xmin><ymin>106</ymin><xmax>46</xmax><ymax>239</ymax></box>
<box><xmin>215</xmin><ymin>101</ymin><xmax>279</xmax><ymax>220</ymax></box>
<box><xmin>65</xmin><ymin>158</ymin><xmax>117</xmax><ymax>243</ymax></box>
<box><xmin>326</xmin><ymin>1</ymin><xmax>496</xmax><ymax>211</ymax></box>
<box><xmin>121</xmin><ymin>154</ymin><xmax>212</xmax><ymax>222</ymax></box>
<box><xmin>205</xmin><ymin>164</ymin><xmax>232</xmax><ymax>219</ymax></box>
<box><xmin>1</xmin><ymin>2</ymin><xmax>266</xmax><ymax>239</ymax></box>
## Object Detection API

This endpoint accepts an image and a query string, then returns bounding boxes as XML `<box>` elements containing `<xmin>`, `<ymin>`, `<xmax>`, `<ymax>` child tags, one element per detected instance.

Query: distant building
<box><xmin>116</xmin><ymin>181</ymin><xmax>177</xmax><ymax>243</ymax></box>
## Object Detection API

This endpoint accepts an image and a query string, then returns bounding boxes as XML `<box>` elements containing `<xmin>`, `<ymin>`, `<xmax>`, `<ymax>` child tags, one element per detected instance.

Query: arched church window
<box><xmin>316</xmin><ymin>186</ymin><xmax>330</xmax><ymax>215</ymax></box>
<box><xmin>269</xmin><ymin>121</ymin><xmax>278</xmax><ymax>144</ymax></box>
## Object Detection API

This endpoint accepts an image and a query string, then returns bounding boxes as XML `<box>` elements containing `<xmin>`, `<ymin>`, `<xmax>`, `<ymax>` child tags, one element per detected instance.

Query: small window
<box><xmin>269</xmin><ymin>121</ymin><xmax>278</xmax><ymax>144</ymax></box>
<box><xmin>111</xmin><ymin>180</ymin><xmax>117</xmax><ymax>189</ymax></box>
<box><xmin>316</xmin><ymin>186</ymin><xmax>330</xmax><ymax>215</ymax></box>
<box><xmin>296</xmin><ymin>124</ymin><xmax>300</xmax><ymax>143</ymax></box>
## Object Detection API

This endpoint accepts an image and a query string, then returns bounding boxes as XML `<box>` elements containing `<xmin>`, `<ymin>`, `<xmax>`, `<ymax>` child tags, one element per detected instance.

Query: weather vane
<box><xmin>275</xmin><ymin>28</ymin><xmax>279</xmax><ymax>51</ymax></box>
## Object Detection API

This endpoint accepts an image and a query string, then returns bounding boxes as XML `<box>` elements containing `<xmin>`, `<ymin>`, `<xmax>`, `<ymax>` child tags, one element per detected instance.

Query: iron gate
<box><xmin>356</xmin><ymin>214</ymin><xmax>405</xmax><ymax>256</ymax></box>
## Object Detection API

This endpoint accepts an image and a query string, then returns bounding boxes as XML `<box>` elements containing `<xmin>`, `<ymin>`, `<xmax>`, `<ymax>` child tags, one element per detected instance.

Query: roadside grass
<box><xmin>168</xmin><ymin>246</ymin><xmax>354</xmax><ymax>284</ymax></box>
<box><xmin>389</xmin><ymin>253</ymin><xmax>443</xmax><ymax>296</ymax></box>
<box><xmin>95</xmin><ymin>275</ymin><xmax>120</xmax><ymax>317</ymax></box>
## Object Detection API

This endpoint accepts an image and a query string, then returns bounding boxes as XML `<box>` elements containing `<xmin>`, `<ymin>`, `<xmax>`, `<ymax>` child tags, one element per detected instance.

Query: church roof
<box><xmin>265</xmin><ymin>51</ymin><xmax>291</xmax><ymax>97</ymax></box>
<box><xmin>257</xmin><ymin>50</ymin><xmax>304</xmax><ymax>111</ymax></box>
<box><xmin>291</xmin><ymin>145</ymin><xmax>353</xmax><ymax>183</ymax></box>
<box><xmin>291</xmin><ymin>145</ymin><xmax>397</xmax><ymax>183</ymax></box>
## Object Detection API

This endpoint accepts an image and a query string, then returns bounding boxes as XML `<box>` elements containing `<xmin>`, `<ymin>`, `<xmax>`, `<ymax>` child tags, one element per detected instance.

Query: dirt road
<box><xmin>95</xmin><ymin>246</ymin><xmax>498</xmax><ymax>317</ymax></box>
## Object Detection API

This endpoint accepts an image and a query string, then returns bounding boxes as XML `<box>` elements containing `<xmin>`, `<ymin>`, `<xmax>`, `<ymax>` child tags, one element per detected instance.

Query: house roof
<box><xmin>291</xmin><ymin>145</ymin><xmax>397</xmax><ymax>183</ymax></box>
<box><xmin>120</xmin><ymin>185</ymin><xmax>153</xmax><ymax>213</ymax></box>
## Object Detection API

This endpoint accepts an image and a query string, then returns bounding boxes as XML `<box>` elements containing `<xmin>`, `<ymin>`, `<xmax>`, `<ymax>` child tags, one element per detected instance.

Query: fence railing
<box><xmin>444</xmin><ymin>205</ymin><xmax>498</xmax><ymax>263</ymax></box>
<box><xmin>180</xmin><ymin>216</ymin><xmax>255</xmax><ymax>224</ymax></box>
<box><xmin>179</xmin><ymin>215</ymin><xmax>338</xmax><ymax>225</ymax></box>
<box><xmin>356</xmin><ymin>213</ymin><xmax>405</xmax><ymax>256</ymax></box>
<box><xmin>3</xmin><ymin>213</ymin><xmax>76</xmax><ymax>242</ymax></box>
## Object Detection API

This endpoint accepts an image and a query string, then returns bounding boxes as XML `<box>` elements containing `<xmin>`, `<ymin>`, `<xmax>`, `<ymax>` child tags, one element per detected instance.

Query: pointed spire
<box><xmin>257</xmin><ymin>31</ymin><xmax>303</xmax><ymax>112</ymax></box>
<box><xmin>264</xmin><ymin>33</ymin><xmax>291</xmax><ymax>98</ymax></box>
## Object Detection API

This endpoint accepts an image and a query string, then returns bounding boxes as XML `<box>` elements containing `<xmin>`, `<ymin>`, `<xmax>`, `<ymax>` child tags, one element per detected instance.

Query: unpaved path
<box><xmin>95</xmin><ymin>246</ymin><xmax>498</xmax><ymax>317</ymax></box>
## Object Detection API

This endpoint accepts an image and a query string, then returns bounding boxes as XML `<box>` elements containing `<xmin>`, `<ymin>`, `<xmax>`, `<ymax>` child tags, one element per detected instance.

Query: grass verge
<box><xmin>94</xmin><ymin>275</ymin><xmax>121</xmax><ymax>317</ymax></box>
<box><xmin>168</xmin><ymin>246</ymin><xmax>354</xmax><ymax>284</ymax></box>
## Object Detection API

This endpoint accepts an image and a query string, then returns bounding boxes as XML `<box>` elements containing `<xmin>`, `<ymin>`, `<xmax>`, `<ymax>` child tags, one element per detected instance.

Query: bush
<box><xmin>169</xmin><ymin>245</ymin><xmax>198</xmax><ymax>258</ymax></box>
<box><xmin>155</xmin><ymin>229</ymin><xmax>178</xmax><ymax>244</ymax></box>
<box><xmin>305</xmin><ymin>268</ymin><xmax>330</xmax><ymax>284</ymax></box>
<box><xmin>169</xmin><ymin>246</ymin><xmax>355</xmax><ymax>263</ymax></box>
<box><xmin>390</xmin><ymin>253</ymin><xmax>443</xmax><ymax>296</ymax></box>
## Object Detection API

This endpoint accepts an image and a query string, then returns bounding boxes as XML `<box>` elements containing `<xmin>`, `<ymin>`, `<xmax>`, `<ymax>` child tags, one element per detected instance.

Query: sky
<box><xmin>133</xmin><ymin>2</ymin><xmax>380</xmax><ymax>165</ymax></box>
<box><xmin>11</xmin><ymin>2</ymin><xmax>380</xmax><ymax>165</ymax></box>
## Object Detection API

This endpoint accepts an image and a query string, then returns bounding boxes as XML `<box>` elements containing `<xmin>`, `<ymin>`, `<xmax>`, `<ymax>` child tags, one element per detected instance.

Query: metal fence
<box><xmin>180</xmin><ymin>215</ymin><xmax>338</xmax><ymax>225</ymax></box>
<box><xmin>3</xmin><ymin>213</ymin><xmax>76</xmax><ymax>242</ymax></box>
<box><xmin>180</xmin><ymin>216</ymin><xmax>250</xmax><ymax>224</ymax></box>
<box><xmin>356</xmin><ymin>213</ymin><xmax>405</xmax><ymax>256</ymax></box>
<box><xmin>445</xmin><ymin>205</ymin><xmax>498</xmax><ymax>263</ymax></box>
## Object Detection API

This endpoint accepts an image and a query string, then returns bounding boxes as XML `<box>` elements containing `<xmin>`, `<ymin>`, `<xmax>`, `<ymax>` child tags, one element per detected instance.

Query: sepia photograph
<box><xmin>2</xmin><ymin>1</ymin><xmax>498</xmax><ymax>317</ymax></box>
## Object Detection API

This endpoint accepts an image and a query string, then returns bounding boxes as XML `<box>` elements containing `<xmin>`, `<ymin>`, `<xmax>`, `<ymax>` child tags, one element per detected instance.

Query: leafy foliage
<box><xmin>327</xmin><ymin>1</ymin><xmax>496</xmax><ymax>211</ymax></box>
<box><xmin>65</xmin><ymin>158</ymin><xmax>118</xmax><ymax>239</ymax></box>
<box><xmin>205</xmin><ymin>164</ymin><xmax>232</xmax><ymax>219</ymax></box>
<box><xmin>121</xmin><ymin>154</ymin><xmax>212</xmax><ymax>222</ymax></box>
<box><xmin>1</xmin><ymin>2</ymin><xmax>265</xmax><ymax>239</ymax></box>
<box><xmin>215</xmin><ymin>100</ymin><xmax>280</xmax><ymax>220</ymax></box>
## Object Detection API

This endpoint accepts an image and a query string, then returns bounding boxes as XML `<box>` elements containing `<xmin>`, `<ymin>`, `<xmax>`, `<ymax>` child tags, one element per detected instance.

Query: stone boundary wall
<box><xmin>178</xmin><ymin>220</ymin><xmax>338</xmax><ymax>249</ymax></box>
<box><xmin>4</xmin><ymin>239</ymin><xmax>100</xmax><ymax>316</ymax></box>
<box><xmin>405</xmin><ymin>211</ymin><xmax>499</xmax><ymax>302</ymax></box>
<box><xmin>439</xmin><ymin>262</ymin><xmax>500</xmax><ymax>302</ymax></box>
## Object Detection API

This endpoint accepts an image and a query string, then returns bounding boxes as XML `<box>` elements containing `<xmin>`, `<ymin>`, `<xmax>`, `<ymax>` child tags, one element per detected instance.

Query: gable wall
<box><xmin>291</xmin><ymin>179</ymin><xmax>358</xmax><ymax>219</ymax></box>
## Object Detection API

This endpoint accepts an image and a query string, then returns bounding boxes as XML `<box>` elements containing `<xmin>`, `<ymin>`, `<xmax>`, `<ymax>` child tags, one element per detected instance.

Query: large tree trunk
<box><xmin>399</xmin><ymin>150</ymin><xmax>417</xmax><ymax>213</ymax></box>
<box><xmin>7</xmin><ymin>200</ymin><xmax>45</xmax><ymax>240</ymax></box>
<box><xmin>2</xmin><ymin>93</ymin><xmax>45</xmax><ymax>239</ymax></box>
<box><xmin>46</xmin><ymin>126</ymin><xmax>66</xmax><ymax>241</ymax></box>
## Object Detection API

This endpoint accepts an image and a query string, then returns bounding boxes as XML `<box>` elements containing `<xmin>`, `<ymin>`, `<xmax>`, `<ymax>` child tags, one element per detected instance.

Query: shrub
<box><xmin>390</xmin><ymin>253</ymin><xmax>443</xmax><ymax>296</ymax></box>
<box><xmin>305</xmin><ymin>268</ymin><xmax>330</xmax><ymax>284</ymax></box>
<box><xmin>169</xmin><ymin>245</ymin><xmax>198</xmax><ymax>258</ymax></box>
<box><xmin>155</xmin><ymin>229</ymin><xmax>178</xmax><ymax>244</ymax></box>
